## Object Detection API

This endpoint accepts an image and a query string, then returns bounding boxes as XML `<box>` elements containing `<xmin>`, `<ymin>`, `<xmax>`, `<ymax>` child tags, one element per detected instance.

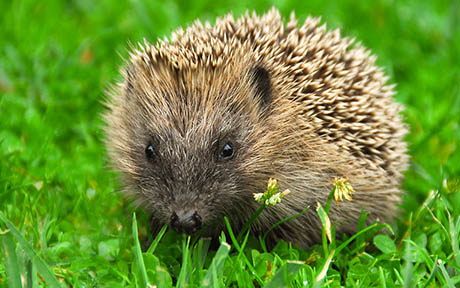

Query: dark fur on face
<box><xmin>107</xmin><ymin>59</ymin><xmax>277</xmax><ymax>236</ymax></box>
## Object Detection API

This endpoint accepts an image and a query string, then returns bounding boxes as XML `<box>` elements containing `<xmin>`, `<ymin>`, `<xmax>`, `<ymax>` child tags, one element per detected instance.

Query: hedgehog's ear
<box><xmin>250</xmin><ymin>66</ymin><xmax>272</xmax><ymax>110</ymax></box>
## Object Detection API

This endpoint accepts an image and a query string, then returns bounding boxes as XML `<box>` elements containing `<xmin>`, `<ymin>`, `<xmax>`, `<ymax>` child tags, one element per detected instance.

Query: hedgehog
<box><xmin>104</xmin><ymin>8</ymin><xmax>408</xmax><ymax>248</ymax></box>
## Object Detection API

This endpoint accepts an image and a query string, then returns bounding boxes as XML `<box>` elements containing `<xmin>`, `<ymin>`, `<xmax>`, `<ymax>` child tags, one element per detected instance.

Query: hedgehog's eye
<box><xmin>145</xmin><ymin>144</ymin><xmax>155</xmax><ymax>161</ymax></box>
<box><xmin>219</xmin><ymin>142</ymin><xmax>234</xmax><ymax>160</ymax></box>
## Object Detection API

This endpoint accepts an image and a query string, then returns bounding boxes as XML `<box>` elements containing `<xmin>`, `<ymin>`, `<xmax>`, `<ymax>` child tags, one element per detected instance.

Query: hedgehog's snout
<box><xmin>170</xmin><ymin>210</ymin><xmax>202</xmax><ymax>235</ymax></box>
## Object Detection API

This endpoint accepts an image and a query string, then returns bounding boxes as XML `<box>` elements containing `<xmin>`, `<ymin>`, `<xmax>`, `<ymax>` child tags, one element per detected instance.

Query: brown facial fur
<box><xmin>104</xmin><ymin>8</ymin><xmax>409</xmax><ymax>248</ymax></box>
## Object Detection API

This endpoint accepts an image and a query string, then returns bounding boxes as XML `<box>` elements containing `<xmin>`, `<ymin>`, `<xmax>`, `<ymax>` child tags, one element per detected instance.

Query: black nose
<box><xmin>170</xmin><ymin>210</ymin><xmax>202</xmax><ymax>235</ymax></box>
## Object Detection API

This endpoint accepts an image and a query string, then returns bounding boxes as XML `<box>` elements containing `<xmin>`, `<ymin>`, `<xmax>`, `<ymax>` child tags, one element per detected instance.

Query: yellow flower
<box><xmin>332</xmin><ymin>177</ymin><xmax>354</xmax><ymax>206</ymax></box>
<box><xmin>266</xmin><ymin>178</ymin><xmax>279</xmax><ymax>195</ymax></box>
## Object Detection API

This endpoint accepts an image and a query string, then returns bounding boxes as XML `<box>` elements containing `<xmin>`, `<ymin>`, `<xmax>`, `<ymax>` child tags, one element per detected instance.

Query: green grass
<box><xmin>1</xmin><ymin>0</ymin><xmax>459</xmax><ymax>286</ymax></box>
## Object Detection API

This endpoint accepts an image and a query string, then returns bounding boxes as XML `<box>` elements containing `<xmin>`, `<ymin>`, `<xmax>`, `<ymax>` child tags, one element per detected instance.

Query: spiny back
<box><xmin>123</xmin><ymin>8</ymin><xmax>407</xmax><ymax>181</ymax></box>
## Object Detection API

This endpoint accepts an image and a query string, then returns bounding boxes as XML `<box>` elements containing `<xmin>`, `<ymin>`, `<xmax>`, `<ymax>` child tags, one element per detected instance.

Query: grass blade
<box><xmin>224</xmin><ymin>217</ymin><xmax>264</xmax><ymax>286</ymax></box>
<box><xmin>201</xmin><ymin>241</ymin><xmax>231</xmax><ymax>287</ymax></box>
<box><xmin>448</xmin><ymin>215</ymin><xmax>460</xmax><ymax>268</ymax></box>
<box><xmin>146</xmin><ymin>224</ymin><xmax>168</xmax><ymax>254</ymax></box>
<box><xmin>193</xmin><ymin>237</ymin><xmax>211</xmax><ymax>284</ymax></box>
<box><xmin>236</xmin><ymin>204</ymin><xmax>266</xmax><ymax>242</ymax></box>
<box><xmin>423</xmin><ymin>256</ymin><xmax>438</xmax><ymax>288</ymax></box>
<box><xmin>355</xmin><ymin>210</ymin><xmax>369</xmax><ymax>251</ymax></box>
<box><xmin>0</xmin><ymin>212</ymin><xmax>61</xmax><ymax>288</ymax></box>
<box><xmin>176</xmin><ymin>236</ymin><xmax>191</xmax><ymax>288</ymax></box>
<box><xmin>132</xmin><ymin>213</ymin><xmax>148</xmax><ymax>287</ymax></box>
<box><xmin>378</xmin><ymin>266</ymin><xmax>387</xmax><ymax>288</ymax></box>
<box><xmin>438</xmin><ymin>259</ymin><xmax>455</xmax><ymax>288</ymax></box>
<box><xmin>313</xmin><ymin>249</ymin><xmax>335</xmax><ymax>288</ymax></box>
<box><xmin>25</xmin><ymin>259</ymin><xmax>37</xmax><ymax>288</ymax></box>
<box><xmin>317</xmin><ymin>202</ymin><xmax>332</xmax><ymax>254</ymax></box>
<box><xmin>262</xmin><ymin>205</ymin><xmax>309</xmax><ymax>244</ymax></box>
<box><xmin>1</xmin><ymin>231</ymin><xmax>22</xmax><ymax>288</ymax></box>
<box><xmin>403</xmin><ymin>241</ymin><xmax>413</xmax><ymax>288</ymax></box>
<box><xmin>335</xmin><ymin>222</ymin><xmax>387</xmax><ymax>255</ymax></box>
<box><xmin>194</xmin><ymin>237</ymin><xmax>211</xmax><ymax>270</ymax></box>
<box><xmin>265</xmin><ymin>260</ymin><xmax>304</xmax><ymax>288</ymax></box>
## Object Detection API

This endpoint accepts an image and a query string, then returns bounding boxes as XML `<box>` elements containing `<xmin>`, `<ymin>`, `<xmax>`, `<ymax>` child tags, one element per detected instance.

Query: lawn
<box><xmin>1</xmin><ymin>0</ymin><xmax>459</xmax><ymax>286</ymax></box>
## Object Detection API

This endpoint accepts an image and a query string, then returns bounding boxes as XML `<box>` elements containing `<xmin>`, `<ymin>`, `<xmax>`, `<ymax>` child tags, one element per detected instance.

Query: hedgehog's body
<box><xmin>105</xmin><ymin>9</ymin><xmax>408</xmax><ymax>248</ymax></box>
